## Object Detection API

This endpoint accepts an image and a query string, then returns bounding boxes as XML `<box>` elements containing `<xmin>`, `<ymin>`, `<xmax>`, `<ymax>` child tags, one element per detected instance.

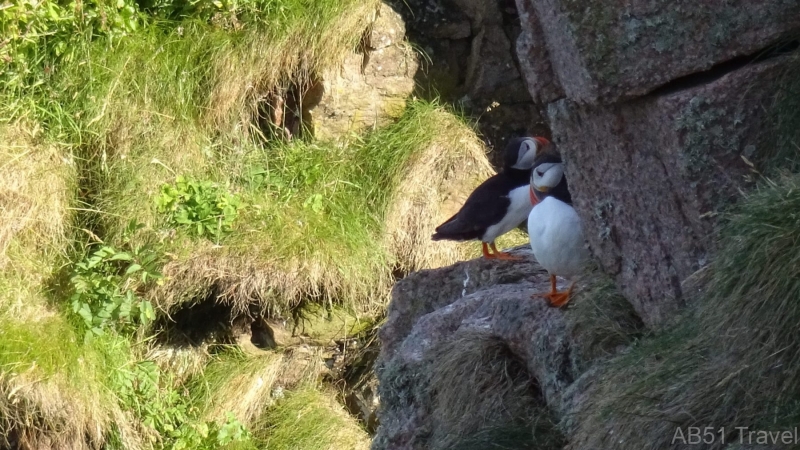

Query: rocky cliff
<box><xmin>373</xmin><ymin>0</ymin><xmax>800</xmax><ymax>448</ymax></box>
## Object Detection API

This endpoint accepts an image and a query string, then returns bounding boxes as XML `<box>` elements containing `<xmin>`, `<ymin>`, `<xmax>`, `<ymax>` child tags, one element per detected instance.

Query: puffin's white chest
<box><xmin>527</xmin><ymin>196</ymin><xmax>589</xmax><ymax>279</ymax></box>
<box><xmin>482</xmin><ymin>185</ymin><xmax>534</xmax><ymax>242</ymax></box>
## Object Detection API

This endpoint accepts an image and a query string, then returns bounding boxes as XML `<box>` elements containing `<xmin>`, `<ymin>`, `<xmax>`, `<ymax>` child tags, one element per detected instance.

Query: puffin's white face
<box><xmin>510</xmin><ymin>138</ymin><xmax>538</xmax><ymax>170</ymax></box>
<box><xmin>531</xmin><ymin>162</ymin><xmax>564</xmax><ymax>192</ymax></box>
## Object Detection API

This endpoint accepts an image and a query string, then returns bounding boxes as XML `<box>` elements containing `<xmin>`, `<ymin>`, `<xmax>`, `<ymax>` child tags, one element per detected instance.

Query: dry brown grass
<box><xmin>427</xmin><ymin>331</ymin><xmax>564</xmax><ymax>450</ymax></box>
<box><xmin>0</xmin><ymin>121</ymin><xmax>72</xmax><ymax>278</ymax></box>
<box><xmin>383</xmin><ymin>126</ymin><xmax>494</xmax><ymax>273</ymax></box>
<box><xmin>0</xmin><ymin>368</ymin><xmax>144</xmax><ymax>450</ymax></box>
<box><xmin>195</xmin><ymin>347</ymin><xmax>327</xmax><ymax>427</ymax></box>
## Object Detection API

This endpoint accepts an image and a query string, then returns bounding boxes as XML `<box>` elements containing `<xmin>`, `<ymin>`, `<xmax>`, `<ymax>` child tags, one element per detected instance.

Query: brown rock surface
<box><xmin>309</xmin><ymin>4</ymin><xmax>418</xmax><ymax>140</ymax></box>
<box><xmin>551</xmin><ymin>56</ymin><xmax>794</xmax><ymax>327</ymax></box>
<box><xmin>515</xmin><ymin>0</ymin><xmax>800</xmax><ymax>104</ymax></box>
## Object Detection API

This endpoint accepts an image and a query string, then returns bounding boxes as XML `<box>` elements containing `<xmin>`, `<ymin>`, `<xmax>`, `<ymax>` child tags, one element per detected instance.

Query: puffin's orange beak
<box><xmin>530</xmin><ymin>185</ymin><xmax>539</xmax><ymax>206</ymax></box>
<box><xmin>534</xmin><ymin>136</ymin><xmax>551</xmax><ymax>147</ymax></box>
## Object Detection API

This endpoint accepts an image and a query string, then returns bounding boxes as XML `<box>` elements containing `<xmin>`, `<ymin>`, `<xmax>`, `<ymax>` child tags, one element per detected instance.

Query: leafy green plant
<box><xmin>113</xmin><ymin>360</ymin><xmax>252</xmax><ymax>449</ymax></box>
<box><xmin>156</xmin><ymin>175</ymin><xmax>242</xmax><ymax>241</ymax></box>
<box><xmin>70</xmin><ymin>222</ymin><xmax>162</xmax><ymax>337</ymax></box>
<box><xmin>173</xmin><ymin>412</ymin><xmax>252</xmax><ymax>449</ymax></box>
<box><xmin>0</xmin><ymin>0</ymin><xmax>141</xmax><ymax>94</ymax></box>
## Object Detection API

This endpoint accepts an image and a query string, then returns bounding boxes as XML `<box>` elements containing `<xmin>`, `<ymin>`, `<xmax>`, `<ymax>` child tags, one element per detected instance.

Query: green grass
<box><xmin>2</xmin><ymin>0</ymin><xmax>488</xmax><ymax>318</ymax></box>
<box><xmin>97</xmin><ymin>100</ymin><xmax>489</xmax><ymax>317</ymax></box>
<box><xmin>565</xmin><ymin>266</ymin><xmax>645</xmax><ymax>372</ymax></box>
<box><xmin>0</xmin><ymin>0</ymin><xmax>501</xmax><ymax>447</ymax></box>
<box><xmin>254</xmin><ymin>385</ymin><xmax>370</xmax><ymax>450</ymax></box>
<box><xmin>189</xmin><ymin>349</ymin><xmax>290</xmax><ymax>427</ymax></box>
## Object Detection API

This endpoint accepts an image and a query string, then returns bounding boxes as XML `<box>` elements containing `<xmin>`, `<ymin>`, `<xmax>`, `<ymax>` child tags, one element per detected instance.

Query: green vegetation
<box><xmin>70</xmin><ymin>234</ymin><xmax>161</xmax><ymax>337</ymax></box>
<box><xmin>254</xmin><ymin>386</ymin><xmax>370</xmax><ymax>450</ymax></box>
<box><xmin>156</xmin><ymin>177</ymin><xmax>242</xmax><ymax>241</ymax></box>
<box><xmin>129</xmin><ymin>101</ymin><xmax>491</xmax><ymax>317</ymax></box>
<box><xmin>570</xmin><ymin>172</ymin><xmax>800</xmax><ymax>449</ymax></box>
<box><xmin>1</xmin><ymin>0</ymin><xmax>500</xmax><ymax>446</ymax></box>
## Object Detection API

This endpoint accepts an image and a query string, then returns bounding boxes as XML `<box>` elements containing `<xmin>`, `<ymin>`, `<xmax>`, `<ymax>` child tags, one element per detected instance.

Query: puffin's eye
<box><xmin>536</xmin><ymin>169</ymin><xmax>545</xmax><ymax>177</ymax></box>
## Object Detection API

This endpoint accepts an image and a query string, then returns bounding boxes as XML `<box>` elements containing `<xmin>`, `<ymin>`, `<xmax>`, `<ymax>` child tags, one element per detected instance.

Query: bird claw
<box><xmin>486</xmin><ymin>251</ymin><xmax>524</xmax><ymax>262</ymax></box>
<box><xmin>531</xmin><ymin>289</ymin><xmax>573</xmax><ymax>308</ymax></box>
<box><xmin>483</xmin><ymin>242</ymin><xmax>524</xmax><ymax>261</ymax></box>
<box><xmin>544</xmin><ymin>292</ymin><xmax>571</xmax><ymax>308</ymax></box>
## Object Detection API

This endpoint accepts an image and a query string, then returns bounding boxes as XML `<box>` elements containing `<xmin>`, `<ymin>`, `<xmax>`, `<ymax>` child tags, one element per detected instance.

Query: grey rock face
<box><xmin>550</xmin><ymin>56</ymin><xmax>795</xmax><ymax>327</ymax></box>
<box><xmin>515</xmin><ymin>0</ymin><xmax>800</xmax><ymax>104</ymax></box>
<box><xmin>373</xmin><ymin>249</ymin><xmax>569</xmax><ymax>449</ymax></box>
<box><xmin>512</xmin><ymin>0</ymin><xmax>800</xmax><ymax>327</ymax></box>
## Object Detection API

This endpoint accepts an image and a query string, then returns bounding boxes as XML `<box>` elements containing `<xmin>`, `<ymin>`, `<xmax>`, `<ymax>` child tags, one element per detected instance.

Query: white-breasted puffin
<box><xmin>527</xmin><ymin>143</ymin><xmax>589</xmax><ymax>307</ymax></box>
<box><xmin>431</xmin><ymin>136</ymin><xmax>550</xmax><ymax>260</ymax></box>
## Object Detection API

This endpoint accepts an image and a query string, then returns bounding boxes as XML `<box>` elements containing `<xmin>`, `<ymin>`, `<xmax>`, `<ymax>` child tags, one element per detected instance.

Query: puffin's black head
<box><xmin>503</xmin><ymin>136</ymin><xmax>550</xmax><ymax>171</ymax></box>
<box><xmin>530</xmin><ymin>143</ymin><xmax>572</xmax><ymax>204</ymax></box>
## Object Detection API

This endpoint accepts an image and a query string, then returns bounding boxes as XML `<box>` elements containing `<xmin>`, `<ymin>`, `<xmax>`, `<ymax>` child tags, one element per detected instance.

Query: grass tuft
<box><xmin>428</xmin><ymin>331</ymin><xmax>564</xmax><ymax>450</ymax></box>
<box><xmin>0</xmin><ymin>120</ymin><xmax>142</xmax><ymax>449</ymax></box>
<box><xmin>254</xmin><ymin>385</ymin><xmax>370</xmax><ymax>450</ymax></box>
<box><xmin>565</xmin><ymin>266</ymin><xmax>645</xmax><ymax>372</ymax></box>
<box><xmin>190</xmin><ymin>347</ymin><xmax>326</xmax><ymax>427</ymax></box>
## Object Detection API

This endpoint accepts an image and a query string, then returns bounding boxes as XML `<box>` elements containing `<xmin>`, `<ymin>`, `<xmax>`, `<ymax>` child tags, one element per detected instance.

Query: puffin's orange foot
<box><xmin>532</xmin><ymin>277</ymin><xmax>574</xmax><ymax>308</ymax></box>
<box><xmin>543</xmin><ymin>291</ymin><xmax>572</xmax><ymax>308</ymax></box>
<box><xmin>483</xmin><ymin>242</ymin><xmax>523</xmax><ymax>261</ymax></box>
<box><xmin>530</xmin><ymin>291</ymin><xmax>569</xmax><ymax>307</ymax></box>
<box><xmin>492</xmin><ymin>251</ymin><xmax>524</xmax><ymax>261</ymax></box>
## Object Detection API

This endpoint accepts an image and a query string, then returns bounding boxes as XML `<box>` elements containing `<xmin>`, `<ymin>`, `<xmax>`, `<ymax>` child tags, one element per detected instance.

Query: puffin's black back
<box><xmin>431</xmin><ymin>138</ymin><xmax>533</xmax><ymax>241</ymax></box>
<box><xmin>532</xmin><ymin>144</ymin><xmax>572</xmax><ymax>205</ymax></box>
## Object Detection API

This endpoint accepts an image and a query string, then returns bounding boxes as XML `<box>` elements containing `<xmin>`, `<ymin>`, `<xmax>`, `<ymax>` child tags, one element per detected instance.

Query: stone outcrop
<box><xmin>308</xmin><ymin>4</ymin><xmax>418</xmax><ymax>140</ymax></box>
<box><xmin>512</xmin><ymin>0</ymin><xmax>800</xmax><ymax>327</ymax></box>
<box><xmin>552</xmin><ymin>57</ymin><xmax>795</xmax><ymax>326</ymax></box>
<box><xmin>373</xmin><ymin>247</ymin><xmax>641</xmax><ymax>448</ymax></box>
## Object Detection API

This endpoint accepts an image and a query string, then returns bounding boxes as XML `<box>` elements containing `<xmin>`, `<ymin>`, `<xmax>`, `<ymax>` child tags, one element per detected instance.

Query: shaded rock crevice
<box><xmin>385</xmin><ymin>0</ymin><xmax>549</xmax><ymax>166</ymax></box>
<box><xmin>650</xmin><ymin>39</ymin><xmax>800</xmax><ymax>99</ymax></box>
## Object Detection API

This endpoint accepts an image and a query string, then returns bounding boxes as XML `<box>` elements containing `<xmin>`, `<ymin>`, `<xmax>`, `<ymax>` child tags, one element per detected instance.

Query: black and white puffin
<box><xmin>431</xmin><ymin>136</ymin><xmax>550</xmax><ymax>260</ymax></box>
<box><xmin>527</xmin><ymin>144</ymin><xmax>589</xmax><ymax>307</ymax></box>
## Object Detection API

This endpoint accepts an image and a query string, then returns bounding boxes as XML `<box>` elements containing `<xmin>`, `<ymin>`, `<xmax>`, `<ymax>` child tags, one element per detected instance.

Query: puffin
<box><xmin>431</xmin><ymin>136</ymin><xmax>550</xmax><ymax>260</ymax></box>
<box><xmin>527</xmin><ymin>143</ymin><xmax>589</xmax><ymax>307</ymax></box>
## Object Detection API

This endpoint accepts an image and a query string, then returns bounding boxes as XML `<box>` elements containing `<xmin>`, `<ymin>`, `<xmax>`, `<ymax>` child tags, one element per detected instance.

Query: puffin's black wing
<box><xmin>431</xmin><ymin>173</ymin><xmax>525</xmax><ymax>242</ymax></box>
